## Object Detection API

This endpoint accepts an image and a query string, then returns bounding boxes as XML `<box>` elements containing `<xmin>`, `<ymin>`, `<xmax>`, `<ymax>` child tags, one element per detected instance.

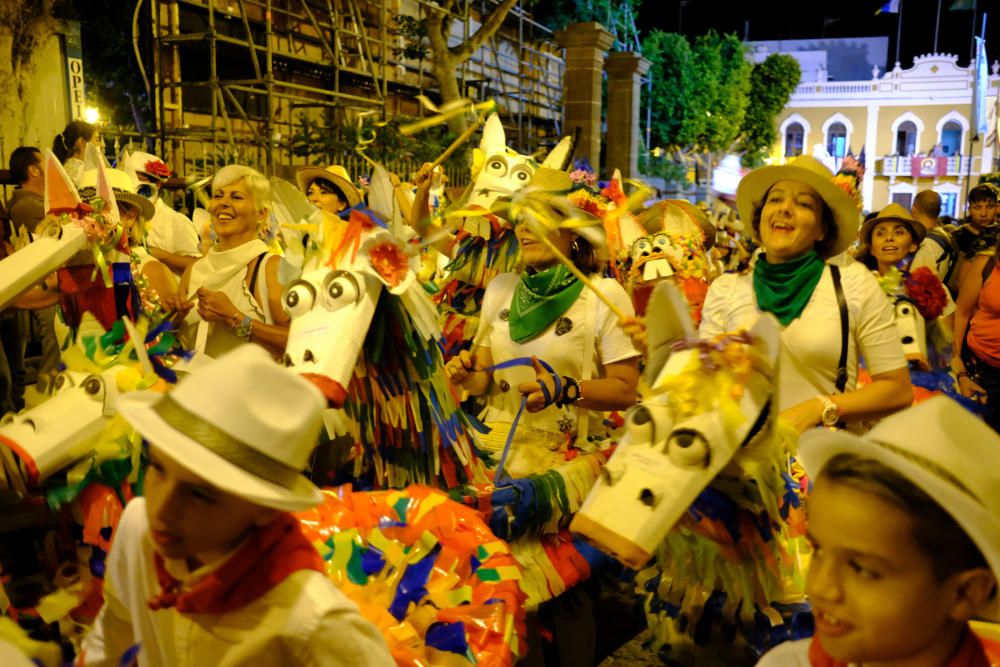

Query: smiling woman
<box><xmin>164</xmin><ymin>166</ymin><xmax>291</xmax><ymax>359</ymax></box>
<box><xmin>700</xmin><ymin>155</ymin><xmax>912</xmax><ymax>432</ymax></box>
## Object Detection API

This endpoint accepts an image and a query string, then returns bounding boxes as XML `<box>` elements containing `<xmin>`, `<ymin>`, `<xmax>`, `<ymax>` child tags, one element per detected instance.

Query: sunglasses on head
<box><xmin>136</xmin><ymin>182</ymin><xmax>159</xmax><ymax>199</ymax></box>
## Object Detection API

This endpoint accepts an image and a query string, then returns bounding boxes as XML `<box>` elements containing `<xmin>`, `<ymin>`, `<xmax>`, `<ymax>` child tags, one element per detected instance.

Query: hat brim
<box><xmin>859</xmin><ymin>215</ymin><xmax>927</xmax><ymax>248</ymax></box>
<box><xmin>296</xmin><ymin>167</ymin><xmax>362</xmax><ymax>207</ymax></box>
<box><xmin>736</xmin><ymin>164</ymin><xmax>859</xmax><ymax>257</ymax></box>
<box><xmin>799</xmin><ymin>428</ymin><xmax>1000</xmax><ymax>622</ymax></box>
<box><xmin>117</xmin><ymin>392</ymin><xmax>324</xmax><ymax>512</ymax></box>
<box><xmin>115</xmin><ymin>191</ymin><xmax>156</xmax><ymax>222</ymax></box>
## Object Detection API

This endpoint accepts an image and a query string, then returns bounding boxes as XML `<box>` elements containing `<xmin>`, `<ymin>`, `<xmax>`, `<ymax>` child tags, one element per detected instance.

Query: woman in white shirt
<box><xmin>700</xmin><ymin>155</ymin><xmax>911</xmax><ymax>432</ymax></box>
<box><xmin>445</xmin><ymin>197</ymin><xmax>639</xmax><ymax>476</ymax></box>
<box><xmin>167</xmin><ymin>166</ymin><xmax>289</xmax><ymax>359</ymax></box>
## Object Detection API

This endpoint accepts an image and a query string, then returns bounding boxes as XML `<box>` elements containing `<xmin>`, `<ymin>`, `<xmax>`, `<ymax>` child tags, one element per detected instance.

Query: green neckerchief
<box><xmin>753</xmin><ymin>250</ymin><xmax>826</xmax><ymax>326</ymax></box>
<box><xmin>508</xmin><ymin>263</ymin><xmax>584</xmax><ymax>343</ymax></box>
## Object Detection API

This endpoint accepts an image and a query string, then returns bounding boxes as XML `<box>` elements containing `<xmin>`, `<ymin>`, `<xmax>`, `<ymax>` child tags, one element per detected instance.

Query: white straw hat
<box><xmin>800</xmin><ymin>396</ymin><xmax>1000</xmax><ymax>621</ymax></box>
<box><xmin>736</xmin><ymin>155</ymin><xmax>860</xmax><ymax>257</ymax></box>
<box><xmin>79</xmin><ymin>167</ymin><xmax>156</xmax><ymax>221</ymax></box>
<box><xmin>295</xmin><ymin>164</ymin><xmax>362</xmax><ymax>207</ymax></box>
<box><xmin>117</xmin><ymin>345</ymin><xmax>325</xmax><ymax>511</ymax></box>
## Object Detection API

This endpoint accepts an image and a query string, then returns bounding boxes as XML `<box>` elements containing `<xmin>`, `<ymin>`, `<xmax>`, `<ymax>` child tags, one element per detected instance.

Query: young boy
<box><xmin>79</xmin><ymin>345</ymin><xmax>393</xmax><ymax>666</ymax></box>
<box><xmin>758</xmin><ymin>396</ymin><xmax>999</xmax><ymax>666</ymax></box>
<box><xmin>951</xmin><ymin>184</ymin><xmax>1000</xmax><ymax>294</ymax></box>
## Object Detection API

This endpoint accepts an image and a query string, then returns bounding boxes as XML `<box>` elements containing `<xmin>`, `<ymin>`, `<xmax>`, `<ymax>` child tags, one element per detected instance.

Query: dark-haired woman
<box><xmin>53</xmin><ymin>121</ymin><xmax>99</xmax><ymax>186</ymax></box>
<box><xmin>295</xmin><ymin>164</ymin><xmax>361</xmax><ymax>217</ymax></box>
<box><xmin>445</xmin><ymin>209</ymin><xmax>639</xmax><ymax>476</ymax></box>
<box><xmin>700</xmin><ymin>155</ymin><xmax>911</xmax><ymax>432</ymax></box>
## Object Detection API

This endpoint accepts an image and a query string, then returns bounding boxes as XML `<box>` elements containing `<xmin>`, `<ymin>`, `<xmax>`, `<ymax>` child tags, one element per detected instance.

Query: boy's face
<box><xmin>144</xmin><ymin>445</ymin><xmax>275</xmax><ymax>565</ymax></box>
<box><xmin>805</xmin><ymin>477</ymin><xmax>966</xmax><ymax>664</ymax></box>
<box><xmin>968</xmin><ymin>197</ymin><xmax>997</xmax><ymax>229</ymax></box>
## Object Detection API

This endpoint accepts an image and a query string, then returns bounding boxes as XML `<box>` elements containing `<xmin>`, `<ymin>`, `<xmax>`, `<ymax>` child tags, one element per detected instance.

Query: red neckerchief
<box><xmin>147</xmin><ymin>513</ymin><xmax>323</xmax><ymax>615</ymax></box>
<box><xmin>808</xmin><ymin>628</ymin><xmax>992</xmax><ymax>667</ymax></box>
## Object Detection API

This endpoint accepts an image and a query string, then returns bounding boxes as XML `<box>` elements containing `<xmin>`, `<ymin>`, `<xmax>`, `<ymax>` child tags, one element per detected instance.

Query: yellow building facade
<box><xmin>773</xmin><ymin>53</ymin><xmax>999</xmax><ymax>218</ymax></box>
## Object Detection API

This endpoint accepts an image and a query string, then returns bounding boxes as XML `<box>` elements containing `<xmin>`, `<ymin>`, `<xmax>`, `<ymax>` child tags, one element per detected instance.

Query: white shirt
<box><xmin>700</xmin><ymin>256</ymin><xmax>907</xmax><ymax>411</ymax></box>
<box><xmin>147</xmin><ymin>199</ymin><xmax>202</xmax><ymax>260</ymax></box>
<box><xmin>477</xmin><ymin>273</ymin><xmax>639</xmax><ymax>438</ymax></box>
<box><xmin>81</xmin><ymin>498</ymin><xmax>393</xmax><ymax>667</ymax></box>
<box><xmin>756</xmin><ymin>639</ymin><xmax>826</xmax><ymax>666</ymax></box>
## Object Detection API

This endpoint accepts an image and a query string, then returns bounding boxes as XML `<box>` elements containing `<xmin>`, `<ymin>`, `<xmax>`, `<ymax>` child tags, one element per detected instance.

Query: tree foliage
<box><xmin>532</xmin><ymin>0</ymin><xmax>641</xmax><ymax>37</ymax></box>
<box><xmin>404</xmin><ymin>0</ymin><xmax>520</xmax><ymax>134</ymax></box>
<box><xmin>738</xmin><ymin>53</ymin><xmax>801</xmax><ymax>167</ymax></box>
<box><xmin>0</xmin><ymin>0</ymin><xmax>68</xmax><ymax>145</ymax></box>
<box><xmin>641</xmin><ymin>30</ymin><xmax>799</xmax><ymax>178</ymax></box>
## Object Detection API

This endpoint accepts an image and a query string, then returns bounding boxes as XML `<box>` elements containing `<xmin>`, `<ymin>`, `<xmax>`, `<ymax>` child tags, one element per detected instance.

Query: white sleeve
<box><xmin>851</xmin><ymin>265</ymin><xmax>908</xmax><ymax>376</ymax></box>
<box><xmin>911</xmin><ymin>239</ymin><xmax>946</xmax><ymax>281</ymax></box>
<box><xmin>79</xmin><ymin>504</ymin><xmax>140</xmax><ymax>666</ymax></box>
<box><xmin>594</xmin><ymin>278</ymin><xmax>639</xmax><ymax>365</ymax></box>
<box><xmin>294</xmin><ymin>607</ymin><xmax>395</xmax><ymax>666</ymax></box>
<box><xmin>754</xmin><ymin>638</ymin><xmax>812</xmax><ymax>666</ymax></box>
<box><xmin>699</xmin><ymin>273</ymin><xmax>738</xmax><ymax>339</ymax></box>
<box><xmin>170</xmin><ymin>211</ymin><xmax>203</xmax><ymax>257</ymax></box>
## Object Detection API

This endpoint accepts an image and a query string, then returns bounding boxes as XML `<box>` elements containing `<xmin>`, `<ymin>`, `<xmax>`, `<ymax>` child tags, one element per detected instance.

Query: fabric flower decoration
<box><xmin>904</xmin><ymin>266</ymin><xmax>948</xmax><ymax>320</ymax></box>
<box><xmin>368</xmin><ymin>241</ymin><xmax>409</xmax><ymax>288</ymax></box>
<box><xmin>143</xmin><ymin>160</ymin><xmax>171</xmax><ymax>179</ymax></box>
<box><xmin>830</xmin><ymin>173</ymin><xmax>862</xmax><ymax>213</ymax></box>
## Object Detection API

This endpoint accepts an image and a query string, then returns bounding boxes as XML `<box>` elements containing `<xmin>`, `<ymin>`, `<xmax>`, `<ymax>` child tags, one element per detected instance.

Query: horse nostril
<box><xmin>303</xmin><ymin>350</ymin><xmax>315</xmax><ymax>363</ymax></box>
<box><xmin>282</xmin><ymin>353</ymin><xmax>293</xmax><ymax>367</ymax></box>
<box><xmin>639</xmin><ymin>488</ymin><xmax>659</xmax><ymax>507</ymax></box>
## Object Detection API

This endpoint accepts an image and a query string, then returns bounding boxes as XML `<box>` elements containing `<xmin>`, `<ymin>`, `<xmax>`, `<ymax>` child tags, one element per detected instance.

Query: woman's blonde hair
<box><xmin>212</xmin><ymin>165</ymin><xmax>270</xmax><ymax>216</ymax></box>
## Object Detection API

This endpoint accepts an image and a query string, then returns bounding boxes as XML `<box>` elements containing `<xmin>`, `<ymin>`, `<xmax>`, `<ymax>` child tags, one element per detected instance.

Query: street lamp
<box><xmin>84</xmin><ymin>107</ymin><xmax>100</xmax><ymax>124</ymax></box>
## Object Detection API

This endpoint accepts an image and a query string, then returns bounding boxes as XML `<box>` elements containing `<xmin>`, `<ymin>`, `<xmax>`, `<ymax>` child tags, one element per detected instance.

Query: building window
<box><xmin>891</xmin><ymin>192</ymin><xmax>913</xmax><ymax>209</ymax></box>
<box><xmin>940</xmin><ymin>121</ymin><xmax>962</xmax><ymax>156</ymax></box>
<box><xmin>826</xmin><ymin>122</ymin><xmax>847</xmax><ymax>158</ymax></box>
<box><xmin>784</xmin><ymin>123</ymin><xmax>804</xmax><ymax>157</ymax></box>
<box><xmin>895</xmin><ymin>121</ymin><xmax>917</xmax><ymax>156</ymax></box>
<box><xmin>940</xmin><ymin>192</ymin><xmax>957</xmax><ymax>218</ymax></box>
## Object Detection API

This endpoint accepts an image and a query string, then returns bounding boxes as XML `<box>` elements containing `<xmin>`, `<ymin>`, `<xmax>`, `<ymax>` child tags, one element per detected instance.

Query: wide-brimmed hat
<box><xmin>117</xmin><ymin>345</ymin><xmax>325</xmax><ymax>512</ymax></box>
<box><xmin>800</xmin><ymin>396</ymin><xmax>1000</xmax><ymax>621</ymax></box>
<box><xmin>638</xmin><ymin>199</ymin><xmax>716</xmax><ymax>250</ymax></box>
<box><xmin>123</xmin><ymin>150</ymin><xmax>171</xmax><ymax>183</ymax></box>
<box><xmin>295</xmin><ymin>164</ymin><xmax>362</xmax><ymax>207</ymax></box>
<box><xmin>79</xmin><ymin>167</ymin><xmax>155</xmax><ymax>221</ymax></box>
<box><xmin>736</xmin><ymin>155</ymin><xmax>860</xmax><ymax>257</ymax></box>
<box><xmin>858</xmin><ymin>202</ymin><xmax>927</xmax><ymax>248</ymax></box>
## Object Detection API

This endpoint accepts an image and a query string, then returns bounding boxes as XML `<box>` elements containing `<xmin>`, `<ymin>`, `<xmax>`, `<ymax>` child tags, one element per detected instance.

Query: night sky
<box><xmin>637</xmin><ymin>0</ymin><xmax>999</xmax><ymax>72</ymax></box>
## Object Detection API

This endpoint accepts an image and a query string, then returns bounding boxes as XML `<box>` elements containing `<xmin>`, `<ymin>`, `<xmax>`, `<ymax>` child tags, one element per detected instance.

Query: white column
<box><xmin>863</xmin><ymin>102</ymin><xmax>879</xmax><ymax>211</ymax></box>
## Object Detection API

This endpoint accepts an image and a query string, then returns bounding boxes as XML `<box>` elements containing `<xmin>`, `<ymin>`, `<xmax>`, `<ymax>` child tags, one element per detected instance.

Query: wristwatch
<box><xmin>817</xmin><ymin>395</ymin><xmax>841</xmax><ymax>428</ymax></box>
<box><xmin>232</xmin><ymin>313</ymin><xmax>254</xmax><ymax>339</ymax></box>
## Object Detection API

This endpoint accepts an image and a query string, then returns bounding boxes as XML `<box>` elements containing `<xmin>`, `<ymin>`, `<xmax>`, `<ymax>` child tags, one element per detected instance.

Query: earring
<box><xmin>571</xmin><ymin>239</ymin><xmax>580</xmax><ymax>253</ymax></box>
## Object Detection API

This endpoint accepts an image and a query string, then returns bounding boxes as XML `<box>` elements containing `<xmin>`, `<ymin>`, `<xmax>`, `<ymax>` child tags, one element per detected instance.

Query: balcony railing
<box><xmin>877</xmin><ymin>155</ymin><xmax>976</xmax><ymax>177</ymax></box>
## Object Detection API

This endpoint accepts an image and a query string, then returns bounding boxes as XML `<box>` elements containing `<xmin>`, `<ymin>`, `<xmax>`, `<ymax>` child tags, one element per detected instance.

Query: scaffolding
<box><xmin>146</xmin><ymin>0</ymin><xmax>565</xmax><ymax>179</ymax></box>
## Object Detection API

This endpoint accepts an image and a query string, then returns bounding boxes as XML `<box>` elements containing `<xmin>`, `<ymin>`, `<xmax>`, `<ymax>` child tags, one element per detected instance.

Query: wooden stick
<box><xmin>429</xmin><ymin>112</ymin><xmax>489</xmax><ymax>171</ymax></box>
<box><xmin>535</xmin><ymin>233</ymin><xmax>630</xmax><ymax>322</ymax></box>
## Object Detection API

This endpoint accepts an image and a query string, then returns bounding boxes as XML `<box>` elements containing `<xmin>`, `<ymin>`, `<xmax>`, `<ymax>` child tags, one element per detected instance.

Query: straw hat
<box><xmin>800</xmin><ymin>396</ymin><xmax>1000</xmax><ymax>621</ymax></box>
<box><xmin>858</xmin><ymin>202</ymin><xmax>927</xmax><ymax>247</ymax></box>
<box><xmin>123</xmin><ymin>150</ymin><xmax>171</xmax><ymax>183</ymax></box>
<box><xmin>295</xmin><ymin>164</ymin><xmax>362</xmax><ymax>207</ymax></box>
<box><xmin>638</xmin><ymin>199</ymin><xmax>717</xmax><ymax>250</ymax></box>
<box><xmin>79</xmin><ymin>167</ymin><xmax>155</xmax><ymax>221</ymax></box>
<box><xmin>736</xmin><ymin>155</ymin><xmax>860</xmax><ymax>257</ymax></box>
<box><xmin>117</xmin><ymin>345</ymin><xmax>326</xmax><ymax>512</ymax></box>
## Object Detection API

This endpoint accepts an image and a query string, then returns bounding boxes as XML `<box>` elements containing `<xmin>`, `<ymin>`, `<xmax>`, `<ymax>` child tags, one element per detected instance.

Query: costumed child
<box><xmin>78</xmin><ymin>345</ymin><xmax>394</xmax><ymax>666</ymax></box>
<box><xmin>757</xmin><ymin>396</ymin><xmax>1000</xmax><ymax>666</ymax></box>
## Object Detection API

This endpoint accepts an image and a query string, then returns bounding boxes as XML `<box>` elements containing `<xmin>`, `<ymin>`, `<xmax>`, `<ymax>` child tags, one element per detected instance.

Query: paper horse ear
<box><xmin>479</xmin><ymin>113</ymin><xmax>507</xmax><ymax>157</ymax></box>
<box><xmin>541</xmin><ymin>134</ymin><xmax>574</xmax><ymax>170</ymax></box>
<box><xmin>84</xmin><ymin>142</ymin><xmax>109</xmax><ymax>173</ymax></box>
<box><xmin>92</xmin><ymin>154</ymin><xmax>121</xmax><ymax>230</ymax></box>
<box><xmin>43</xmin><ymin>148</ymin><xmax>83</xmax><ymax>215</ymax></box>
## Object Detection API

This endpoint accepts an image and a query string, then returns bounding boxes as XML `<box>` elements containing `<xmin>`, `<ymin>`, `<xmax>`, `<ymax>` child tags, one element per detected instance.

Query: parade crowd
<box><xmin>0</xmin><ymin>115</ymin><xmax>999</xmax><ymax>667</ymax></box>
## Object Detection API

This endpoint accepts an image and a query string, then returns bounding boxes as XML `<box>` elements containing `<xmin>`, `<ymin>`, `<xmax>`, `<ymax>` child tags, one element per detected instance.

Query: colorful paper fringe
<box><xmin>296</xmin><ymin>485</ymin><xmax>526</xmax><ymax>666</ymax></box>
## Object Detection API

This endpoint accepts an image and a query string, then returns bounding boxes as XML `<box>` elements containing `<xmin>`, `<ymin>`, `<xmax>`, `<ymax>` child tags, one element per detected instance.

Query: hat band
<box><xmin>870</xmin><ymin>437</ymin><xmax>981</xmax><ymax>506</ymax></box>
<box><xmin>151</xmin><ymin>394</ymin><xmax>304</xmax><ymax>490</ymax></box>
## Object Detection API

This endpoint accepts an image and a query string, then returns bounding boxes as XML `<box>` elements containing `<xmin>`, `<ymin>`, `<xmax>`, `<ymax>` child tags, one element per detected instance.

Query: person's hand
<box><xmin>413</xmin><ymin>162</ymin><xmax>437</xmax><ymax>190</ymax></box>
<box><xmin>779</xmin><ymin>397</ymin><xmax>825</xmax><ymax>434</ymax></box>
<box><xmin>620</xmin><ymin>315</ymin><xmax>648</xmax><ymax>356</ymax></box>
<box><xmin>445</xmin><ymin>350</ymin><xmax>476</xmax><ymax>386</ymax></box>
<box><xmin>518</xmin><ymin>356</ymin><xmax>559</xmax><ymax>413</ymax></box>
<box><xmin>161</xmin><ymin>292</ymin><xmax>195</xmax><ymax>321</ymax></box>
<box><xmin>195</xmin><ymin>288</ymin><xmax>239</xmax><ymax>326</ymax></box>
<box><xmin>957</xmin><ymin>374</ymin><xmax>988</xmax><ymax>404</ymax></box>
